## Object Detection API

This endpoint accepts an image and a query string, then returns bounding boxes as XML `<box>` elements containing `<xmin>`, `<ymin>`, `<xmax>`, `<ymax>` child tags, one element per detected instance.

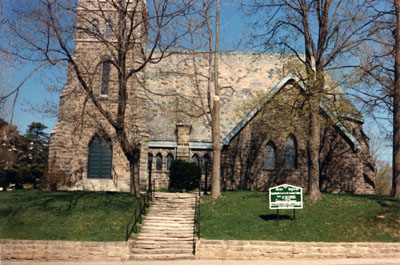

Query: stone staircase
<box><xmin>130</xmin><ymin>192</ymin><xmax>197</xmax><ymax>260</ymax></box>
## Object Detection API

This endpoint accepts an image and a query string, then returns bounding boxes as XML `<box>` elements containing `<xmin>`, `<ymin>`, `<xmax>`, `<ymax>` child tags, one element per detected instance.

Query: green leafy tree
<box><xmin>0</xmin><ymin>121</ymin><xmax>49</xmax><ymax>189</ymax></box>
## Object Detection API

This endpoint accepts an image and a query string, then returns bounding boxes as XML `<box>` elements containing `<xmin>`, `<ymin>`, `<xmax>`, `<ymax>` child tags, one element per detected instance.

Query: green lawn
<box><xmin>0</xmin><ymin>190</ymin><xmax>144</xmax><ymax>241</ymax></box>
<box><xmin>199</xmin><ymin>191</ymin><xmax>400</xmax><ymax>242</ymax></box>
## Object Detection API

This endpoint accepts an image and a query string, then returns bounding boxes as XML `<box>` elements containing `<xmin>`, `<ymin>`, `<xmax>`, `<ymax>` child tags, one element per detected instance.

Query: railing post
<box><xmin>198</xmin><ymin>196</ymin><xmax>200</xmax><ymax>240</ymax></box>
<box><xmin>204</xmin><ymin>161</ymin><xmax>208</xmax><ymax>195</ymax></box>
<box><xmin>139</xmin><ymin>199</ymin><xmax>143</xmax><ymax>223</ymax></box>
<box><xmin>134</xmin><ymin>209</ymin><xmax>137</xmax><ymax>233</ymax></box>
<box><xmin>153</xmin><ymin>178</ymin><xmax>155</xmax><ymax>199</ymax></box>
<box><xmin>198</xmin><ymin>175</ymin><xmax>201</xmax><ymax>198</ymax></box>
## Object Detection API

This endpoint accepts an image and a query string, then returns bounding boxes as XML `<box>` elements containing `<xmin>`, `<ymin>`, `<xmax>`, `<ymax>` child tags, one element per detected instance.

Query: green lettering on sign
<box><xmin>269</xmin><ymin>184</ymin><xmax>303</xmax><ymax>209</ymax></box>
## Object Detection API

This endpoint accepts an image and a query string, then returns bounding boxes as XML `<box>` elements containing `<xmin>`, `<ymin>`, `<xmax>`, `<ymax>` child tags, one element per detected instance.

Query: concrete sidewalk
<box><xmin>3</xmin><ymin>258</ymin><xmax>400</xmax><ymax>265</ymax></box>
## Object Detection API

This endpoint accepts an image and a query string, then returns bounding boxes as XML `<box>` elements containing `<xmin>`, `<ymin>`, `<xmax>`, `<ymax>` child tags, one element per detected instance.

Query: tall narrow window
<box><xmin>202</xmin><ymin>154</ymin><xmax>210</xmax><ymax>173</ymax></box>
<box><xmin>264</xmin><ymin>141</ymin><xmax>276</xmax><ymax>170</ymax></box>
<box><xmin>88</xmin><ymin>137</ymin><xmax>112</xmax><ymax>179</ymax></box>
<box><xmin>155</xmin><ymin>153</ymin><xmax>162</xmax><ymax>171</ymax></box>
<box><xmin>100</xmin><ymin>61</ymin><xmax>110</xmax><ymax>96</ymax></box>
<box><xmin>285</xmin><ymin>135</ymin><xmax>297</xmax><ymax>169</ymax></box>
<box><xmin>91</xmin><ymin>19</ymin><xmax>99</xmax><ymax>35</ymax></box>
<box><xmin>192</xmin><ymin>153</ymin><xmax>199</xmax><ymax>167</ymax></box>
<box><xmin>104</xmin><ymin>21</ymin><xmax>112</xmax><ymax>37</ymax></box>
<box><xmin>166</xmin><ymin>153</ymin><xmax>173</xmax><ymax>172</ymax></box>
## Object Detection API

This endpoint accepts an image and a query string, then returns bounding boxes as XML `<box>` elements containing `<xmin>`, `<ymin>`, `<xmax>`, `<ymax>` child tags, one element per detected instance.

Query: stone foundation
<box><xmin>0</xmin><ymin>239</ymin><xmax>130</xmax><ymax>261</ymax></box>
<box><xmin>195</xmin><ymin>240</ymin><xmax>400</xmax><ymax>259</ymax></box>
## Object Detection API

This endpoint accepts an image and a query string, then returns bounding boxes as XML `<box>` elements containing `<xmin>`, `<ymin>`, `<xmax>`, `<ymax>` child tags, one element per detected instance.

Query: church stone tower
<box><xmin>49</xmin><ymin>0</ymin><xmax>149</xmax><ymax>192</ymax></box>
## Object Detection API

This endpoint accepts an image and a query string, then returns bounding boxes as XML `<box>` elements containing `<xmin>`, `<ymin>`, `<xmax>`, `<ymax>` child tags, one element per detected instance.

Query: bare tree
<box><xmin>366</xmin><ymin>128</ymin><xmax>392</xmax><ymax>195</ymax></box>
<box><xmin>244</xmin><ymin>0</ymin><xmax>376</xmax><ymax>199</ymax></box>
<box><xmin>165</xmin><ymin>0</ymin><xmax>222</xmax><ymax>198</ymax></box>
<box><xmin>2</xmin><ymin>0</ymin><xmax>192</xmax><ymax>196</ymax></box>
<box><xmin>348</xmin><ymin>0</ymin><xmax>399</xmax><ymax>198</ymax></box>
<box><xmin>393</xmin><ymin>0</ymin><xmax>400</xmax><ymax>197</ymax></box>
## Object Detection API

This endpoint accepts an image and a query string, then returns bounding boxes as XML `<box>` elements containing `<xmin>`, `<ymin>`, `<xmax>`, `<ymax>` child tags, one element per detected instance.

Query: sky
<box><xmin>2</xmin><ymin>0</ymin><xmax>393</xmax><ymax>163</ymax></box>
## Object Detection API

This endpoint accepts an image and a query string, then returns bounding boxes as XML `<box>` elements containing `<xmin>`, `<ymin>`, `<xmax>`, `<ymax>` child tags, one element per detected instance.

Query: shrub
<box><xmin>169</xmin><ymin>159</ymin><xmax>201</xmax><ymax>191</ymax></box>
<box><xmin>40</xmin><ymin>169</ymin><xmax>73</xmax><ymax>191</ymax></box>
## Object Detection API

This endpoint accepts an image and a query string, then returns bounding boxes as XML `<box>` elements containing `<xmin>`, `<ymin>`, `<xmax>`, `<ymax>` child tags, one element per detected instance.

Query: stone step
<box><xmin>142</xmin><ymin>225</ymin><xmax>193</xmax><ymax>230</ymax></box>
<box><xmin>131</xmin><ymin>248</ymin><xmax>193</xmax><ymax>255</ymax></box>
<box><xmin>130</xmin><ymin>192</ymin><xmax>196</xmax><ymax>260</ymax></box>
<box><xmin>149</xmin><ymin>206</ymin><xmax>195</xmax><ymax>209</ymax></box>
<box><xmin>137</xmin><ymin>240</ymin><xmax>192</xmax><ymax>244</ymax></box>
<box><xmin>132</xmin><ymin>241</ymin><xmax>194</xmax><ymax>246</ymax></box>
<box><xmin>145</xmin><ymin>215</ymin><xmax>194</xmax><ymax>219</ymax></box>
<box><xmin>140</xmin><ymin>230</ymin><xmax>194</xmax><ymax>234</ymax></box>
<box><xmin>133</xmin><ymin>240</ymin><xmax>194</xmax><ymax>247</ymax></box>
<box><xmin>153</xmin><ymin>199</ymin><xmax>195</xmax><ymax>202</ymax></box>
<box><xmin>155</xmin><ymin>193</ymin><xmax>197</xmax><ymax>198</ymax></box>
<box><xmin>141</xmin><ymin>225</ymin><xmax>194</xmax><ymax>229</ymax></box>
<box><xmin>136</xmin><ymin>235</ymin><xmax>194</xmax><ymax>241</ymax></box>
<box><xmin>142</xmin><ymin>221</ymin><xmax>194</xmax><ymax>225</ymax></box>
<box><xmin>146</xmin><ymin>211</ymin><xmax>195</xmax><ymax>216</ymax></box>
<box><xmin>139</xmin><ymin>231</ymin><xmax>193</xmax><ymax>236</ymax></box>
<box><xmin>130</xmin><ymin>253</ymin><xmax>195</xmax><ymax>260</ymax></box>
<box><xmin>143</xmin><ymin>219</ymin><xmax>194</xmax><ymax>223</ymax></box>
<box><xmin>141</xmin><ymin>225</ymin><xmax>193</xmax><ymax>232</ymax></box>
<box><xmin>152</xmin><ymin>203</ymin><xmax>195</xmax><ymax>206</ymax></box>
<box><xmin>146</xmin><ymin>218</ymin><xmax>194</xmax><ymax>225</ymax></box>
<box><xmin>147</xmin><ymin>209</ymin><xmax>194</xmax><ymax>214</ymax></box>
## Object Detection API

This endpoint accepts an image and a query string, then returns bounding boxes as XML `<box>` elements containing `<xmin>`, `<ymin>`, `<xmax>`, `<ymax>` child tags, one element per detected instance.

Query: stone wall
<box><xmin>195</xmin><ymin>240</ymin><xmax>400</xmax><ymax>259</ymax></box>
<box><xmin>221</xmin><ymin>83</ymin><xmax>375</xmax><ymax>194</ymax></box>
<box><xmin>146</xmin><ymin>52</ymin><xmax>286</xmax><ymax>143</ymax></box>
<box><xmin>0</xmin><ymin>239</ymin><xmax>130</xmax><ymax>261</ymax></box>
<box><xmin>48</xmin><ymin>0</ymin><xmax>149</xmax><ymax>192</ymax></box>
<box><xmin>4</xmin><ymin>239</ymin><xmax>399</xmax><ymax>261</ymax></box>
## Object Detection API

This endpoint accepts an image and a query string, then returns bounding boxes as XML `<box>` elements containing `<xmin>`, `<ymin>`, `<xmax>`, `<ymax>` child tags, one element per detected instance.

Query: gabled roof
<box><xmin>222</xmin><ymin>74</ymin><xmax>362</xmax><ymax>151</ymax></box>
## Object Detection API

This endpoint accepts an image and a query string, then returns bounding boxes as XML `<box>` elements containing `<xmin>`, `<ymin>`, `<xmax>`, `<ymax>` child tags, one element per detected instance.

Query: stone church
<box><xmin>49</xmin><ymin>0</ymin><xmax>375</xmax><ymax>194</ymax></box>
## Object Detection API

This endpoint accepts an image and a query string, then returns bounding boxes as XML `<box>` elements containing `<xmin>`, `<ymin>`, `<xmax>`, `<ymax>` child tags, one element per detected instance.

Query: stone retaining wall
<box><xmin>195</xmin><ymin>240</ymin><xmax>400</xmax><ymax>260</ymax></box>
<box><xmin>3</xmin><ymin>239</ymin><xmax>400</xmax><ymax>261</ymax></box>
<box><xmin>0</xmin><ymin>239</ymin><xmax>130</xmax><ymax>261</ymax></box>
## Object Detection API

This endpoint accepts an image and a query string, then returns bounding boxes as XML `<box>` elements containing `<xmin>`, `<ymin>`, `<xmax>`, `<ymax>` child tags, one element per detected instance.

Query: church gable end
<box><xmin>221</xmin><ymin>79</ymin><xmax>374</xmax><ymax>194</ymax></box>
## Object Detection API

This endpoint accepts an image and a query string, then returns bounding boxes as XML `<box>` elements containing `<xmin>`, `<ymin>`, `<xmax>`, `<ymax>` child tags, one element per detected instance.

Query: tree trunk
<box><xmin>307</xmin><ymin>96</ymin><xmax>323</xmax><ymax>200</ymax></box>
<box><xmin>129</xmin><ymin>149</ymin><xmax>140</xmax><ymax>198</ymax></box>
<box><xmin>211</xmin><ymin>96</ymin><xmax>221</xmax><ymax>199</ymax></box>
<box><xmin>211</xmin><ymin>0</ymin><xmax>221</xmax><ymax>199</ymax></box>
<box><xmin>393</xmin><ymin>0</ymin><xmax>400</xmax><ymax>198</ymax></box>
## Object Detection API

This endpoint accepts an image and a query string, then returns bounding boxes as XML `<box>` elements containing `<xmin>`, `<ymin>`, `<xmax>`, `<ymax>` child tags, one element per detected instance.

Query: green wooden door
<box><xmin>88</xmin><ymin>138</ymin><xmax>112</xmax><ymax>179</ymax></box>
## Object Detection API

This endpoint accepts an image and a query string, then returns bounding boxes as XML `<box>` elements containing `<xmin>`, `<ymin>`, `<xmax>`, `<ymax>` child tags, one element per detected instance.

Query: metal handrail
<box><xmin>194</xmin><ymin>193</ymin><xmax>200</xmax><ymax>240</ymax></box>
<box><xmin>193</xmin><ymin>193</ymin><xmax>200</xmax><ymax>254</ymax></box>
<box><xmin>125</xmin><ymin>195</ymin><xmax>151</xmax><ymax>241</ymax></box>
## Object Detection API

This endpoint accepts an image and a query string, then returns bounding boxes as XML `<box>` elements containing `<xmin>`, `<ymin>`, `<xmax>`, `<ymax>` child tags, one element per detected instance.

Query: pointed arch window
<box><xmin>104</xmin><ymin>21</ymin><xmax>112</xmax><ymax>37</ymax></box>
<box><xmin>264</xmin><ymin>141</ymin><xmax>276</xmax><ymax>170</ymax></box>
<box><xmin>192</xmin><ymin>153</ymin><xmax>199</xmax><ymax>167</ymax></box>
<box><xmin>285</xmin><ymin>135</ymin><xmax>297</xmax><ymax>169</ymax></box>
<box><xmin>166</xmin><ymin>153</ymin><xmax>174</xmax><ymax>172</ymax></box>
<box><xmin>202</xmin><ymin>154</ymin><xmax>210</xmax><ymax>173</ymax></box>
<box><xmin>87</xmin><ymin>137</ymin><xmax>112</xmax><ymax>179</ymax></box>
<box><xmin>155</xmin><ymin>153</ymin><xmax>162</xmax><ymax>171</ymax></box>
<box><xmin>100</xmin><ymin>60</ymin><xmax>110</xmax><ymax>96</ymax></box>
<box><xmin>91</xmin><ymin>19</ymin><xmax>99</xmax><ymax>35</ymax></box>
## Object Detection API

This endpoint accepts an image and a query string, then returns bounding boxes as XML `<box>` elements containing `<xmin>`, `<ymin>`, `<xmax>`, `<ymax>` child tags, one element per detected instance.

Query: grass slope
<box><xmin>200</xmin><ymin>191</ymin><xmax>400</xmax><ymax>242</ymax></box>
<box><xmin>0</xmin><ymin>190</ymin><xmax>142</xmax><ymax>241</ymax></box>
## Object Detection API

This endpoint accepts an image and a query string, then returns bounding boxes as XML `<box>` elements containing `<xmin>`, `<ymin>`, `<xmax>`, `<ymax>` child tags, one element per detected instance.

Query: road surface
<box><xmin>3</xmin><ymin>258</ymin><xmax>400</xmax><ymax>265</ymax></box>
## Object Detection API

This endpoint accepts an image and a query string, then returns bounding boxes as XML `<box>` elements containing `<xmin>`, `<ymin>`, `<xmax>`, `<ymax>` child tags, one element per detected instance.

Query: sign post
<box><xmin>269</xmin><ymin>184</ymin><xmax>303</xmax><ymax>221</ymax></box>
